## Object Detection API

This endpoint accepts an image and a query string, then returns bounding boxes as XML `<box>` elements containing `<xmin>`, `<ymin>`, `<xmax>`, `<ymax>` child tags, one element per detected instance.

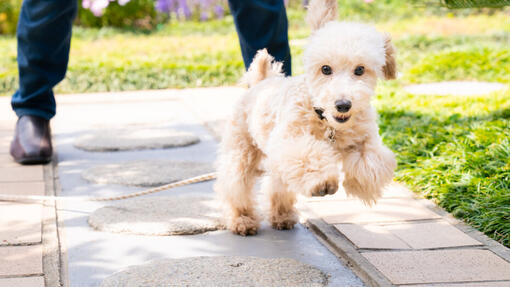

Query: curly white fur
<box><xmin>215</xmin><ymin>0</ymin><xmax>397</xmax><ymax>235</ymax></box>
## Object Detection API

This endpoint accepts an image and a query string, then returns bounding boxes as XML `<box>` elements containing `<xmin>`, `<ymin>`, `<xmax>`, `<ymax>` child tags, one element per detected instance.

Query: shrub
<box><xmin>76</xmin><ymin>0</ymin><xmax>164</xmax><ymax>30</ymax></box>
<box><xmin>155</xmin><ymin>0</ymin><xmax>228</xmax><ymax>21</ymax></box>
<box><xmin>0</xmin><ymin>0</ymin><xmax>20</xmax><ymax>35</ymax></box>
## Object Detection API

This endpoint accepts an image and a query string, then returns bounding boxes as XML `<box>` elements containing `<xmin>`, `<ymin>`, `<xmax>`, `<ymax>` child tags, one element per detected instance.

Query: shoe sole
<box><xmin>15</xmin><ymin>156</ymin><xmax>52</xmax><ymax>165</ymax></box>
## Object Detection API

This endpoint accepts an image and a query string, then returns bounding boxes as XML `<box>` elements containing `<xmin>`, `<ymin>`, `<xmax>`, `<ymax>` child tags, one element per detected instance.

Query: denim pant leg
<box><xmin>228</xmin><ymin>0</ymin><xmax>291</xmax><ymax>76</ymax></box>
<box><xmin>12</xmin><ymin>0</ymin><xmax>77</xmax><ymax>120</ymax></box>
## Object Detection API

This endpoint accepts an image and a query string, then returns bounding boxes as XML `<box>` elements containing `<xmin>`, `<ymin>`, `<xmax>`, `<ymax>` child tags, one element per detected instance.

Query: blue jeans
<box><xmin>11</xmin><ymin>0</ymin><xmax>291</xmax><ymax>120</ymax></box>
<box><xmin>228</xmin><ymin>0</ymin><xmax>291</xmax><ymax>76</ymax></box>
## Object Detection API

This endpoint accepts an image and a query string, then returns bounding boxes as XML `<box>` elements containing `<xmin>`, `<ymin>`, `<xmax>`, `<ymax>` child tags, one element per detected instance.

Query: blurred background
<box><xmin>0</xmin><ymin>0</ymin><xmax>509</xmax><ymax>247</ymax></box>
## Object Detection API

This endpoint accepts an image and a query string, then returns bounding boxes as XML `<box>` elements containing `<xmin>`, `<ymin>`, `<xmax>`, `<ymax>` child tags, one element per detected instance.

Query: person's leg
<box><xmin>10</xmin><ymin>0</ymin><xmax>77</xmax><ymax>164</ymax></box>
<box><xmin>11</xmin><ymin>0</ymin><xmax>77</xmax><ymax>120</ymax></box>
<box><xmin>228</xmin><ymin>0</ymin><xmax>291</xmax><ymax>76</ymax></box>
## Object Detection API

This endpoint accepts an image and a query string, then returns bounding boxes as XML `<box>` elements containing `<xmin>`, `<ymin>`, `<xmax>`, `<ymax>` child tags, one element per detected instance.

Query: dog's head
<box><xmin>304</xmin><ymin>0</ymin><xmax>396</xmax><ymax>130</ymax></box>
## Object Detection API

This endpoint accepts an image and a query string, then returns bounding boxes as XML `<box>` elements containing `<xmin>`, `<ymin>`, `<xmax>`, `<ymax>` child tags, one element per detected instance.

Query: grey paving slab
<box><xmin>336</xmin><ymin>220</ymin><xmax>482</xmax><ymax>250</ymax></box>
<box><xmin>0</xmin><ymin>182</ymin><xmax>45</xmax><ymax>196</ymax></box>
<box><xmin>0</xmin><ymin>153</ymin><xmax>19</xmax><ymax>167</ymax></box>
<box><xmin>0</xmin><ymin>166</ymin><xmax>44</xmax><ymax>182</ymax></box>
<box><xmin>0</xmin><ymin>202</ymin><xmax>42</xmax><ymax>245</ymax></box>
<box><xmin>363</xmin><ymin>249</ymin><xmax>510</xmax><ymax>284</ymax></box>
<box><xmin>53</xmin><ymin>91</ymin><xmax>365</xmax><ymax>287</ymax></box>
<box><xmin>0</xmin><ymin>276</ymin><xmax>45</xmax><ymax>287</ymax></box>
<box><xmin>88</xmin><ymin>195</ymin><xmax>224</xmax><ymax>235</ymax></box>
<box><xmin>100</xmin><ymin>256</ymin><xmax>328</xmax><ymax>287</ymax></box>
<box><xmin>385</xmin><ymin>220</ymin><xmax>482</xmax><ymax>249</ymax></box>
<box><xmin>306</xmin><ymin>198</ymin><xmax>441</xmax><ymax>224</ymax></box>
<box><xmin>0</xmin><ymin>245</ymin><xmax>43</xmax><ymax>276</ymax></box>
<box><xmin>0</xmin><ymin>141</ymin><xmax>9</xmax><ymax>155</ymax></box>
<box><xmin>335</xmin><ymin>224</ymin><xmax>410</xmax><ymax>250</ymax></box>
<box><xmin>0</xmin><ymin>132</ymin><xmax>12</xmax><ymax>154</ymax></box>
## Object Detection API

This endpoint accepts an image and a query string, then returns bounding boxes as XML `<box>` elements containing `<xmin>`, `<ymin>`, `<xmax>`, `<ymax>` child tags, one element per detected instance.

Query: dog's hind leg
<box><xmin>214</xmin><ymin>120</ymin><xmax>262</xmax><ymax>236</ymax></box>
<box><xmin>263</xmin><ymin>176</ymin><xmax>298</xmax><ymax>230</ymax></box>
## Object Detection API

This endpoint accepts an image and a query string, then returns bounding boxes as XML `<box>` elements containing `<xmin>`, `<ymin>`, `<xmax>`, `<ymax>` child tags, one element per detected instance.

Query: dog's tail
<box><xmin>241</xmin><ymin>49</ymin><xmax>284</xmax><ymax>88</ymax></box>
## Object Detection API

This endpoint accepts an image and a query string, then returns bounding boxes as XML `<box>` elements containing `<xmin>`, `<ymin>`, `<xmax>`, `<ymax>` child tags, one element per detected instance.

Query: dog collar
<box><xmin>327</xmin><ymin>127</ymin><xmax>336</xmax><ymax>143</ymax></box>
<box><xmin>314</xmin><ymin>107</ymin><xmax>336</xmax><ymax>143</ymax></box>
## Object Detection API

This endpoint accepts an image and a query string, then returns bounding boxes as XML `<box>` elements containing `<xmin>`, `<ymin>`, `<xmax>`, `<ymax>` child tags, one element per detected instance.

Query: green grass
<box><xmin>0</xmin><ymin>26</ymin><xmax>244</xmax><ymax>95</ymax></box>
<box><xmin>0</xmin><ymin>4</ymin><xmax>509</xmax><ymax>246</ymax></box>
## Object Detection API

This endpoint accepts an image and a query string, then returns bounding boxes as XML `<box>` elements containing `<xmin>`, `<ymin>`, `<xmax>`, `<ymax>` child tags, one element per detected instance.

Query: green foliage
<box><xmin>0</xmin><ymin>0</ymin><xmax>20</xmax><ymax>35</ymax></box>
<box><xmin>337</xmin><ymin>0</ymin><xmax>426</xmax><ymax>21</ymax></box>
<box><xmin>76</xmin><ymin>0</ymin><xmax>164</xmax><ymax>30</ymax></box>
<box><xmin>376</xmin><ymin>87</ymin><xmax>510</xmax><ymax>246</ymax></box>
<box><xmin>443</xmin><ymin>0</ymin><xmax>510</xmax><ymax>8</ymax></box>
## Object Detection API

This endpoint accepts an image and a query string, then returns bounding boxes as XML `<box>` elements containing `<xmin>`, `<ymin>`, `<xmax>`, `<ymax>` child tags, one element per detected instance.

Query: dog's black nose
<box><xmin>335</xmin><ymin>99</ymin><xmax>352</xmax><ymax>113</ymax></box>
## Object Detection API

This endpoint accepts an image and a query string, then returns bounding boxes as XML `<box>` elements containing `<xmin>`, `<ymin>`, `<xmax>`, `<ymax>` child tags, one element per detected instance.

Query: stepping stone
<box><xmin>88</xmin><ymin>195</ymin><xmax>224</xmax><ymax>235</ymax></box>
<box><xmin>82</xmin><ymin>160</ymin><xmax>214</xmax><ymax>187</ymax></box>
<box><xmin>74</xmin><ymin>128</ymin><xmax>199</xmax><ymax>152</ymax></box>
<box><xmin>99</xmin><ymin>256</ymin><xmax>328</xmax><ymax>287</ymax></box>
<box><xmin>404</xmin><ymin>81</ymin><xmax>505</xmax><ymax>96</ymax></box>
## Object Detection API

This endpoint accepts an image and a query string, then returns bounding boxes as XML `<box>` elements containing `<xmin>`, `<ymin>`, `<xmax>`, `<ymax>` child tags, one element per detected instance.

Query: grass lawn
<box><xmin>0</xmin><ymin>3</ymin><xmax>508</xmax><ymax>246</ymax></box>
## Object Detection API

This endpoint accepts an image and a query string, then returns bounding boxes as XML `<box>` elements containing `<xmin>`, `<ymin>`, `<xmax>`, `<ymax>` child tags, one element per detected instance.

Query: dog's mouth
<box><xmin>334</xmin><ymin>114</ymin><xmax>351</xmax><ymax>123</ymax></box>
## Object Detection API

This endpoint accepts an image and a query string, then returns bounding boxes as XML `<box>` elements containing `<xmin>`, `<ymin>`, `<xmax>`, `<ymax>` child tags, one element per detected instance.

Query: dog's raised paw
<box><xmin>229</xmin><ymin>215</ymin><xmax>258</xmax><ymax>236</ymax></box>
<box><xmin>311</xmin><ymin>177</ymin><xmax>339</xmax><ymax>197</ymax></box>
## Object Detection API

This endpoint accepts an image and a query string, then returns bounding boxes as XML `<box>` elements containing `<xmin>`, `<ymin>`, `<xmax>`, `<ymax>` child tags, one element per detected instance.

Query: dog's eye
<box><xmin>321</xmin><ymin>65</ymin><xmax>332</xmax><ymax>75</ymax></box>
<box><xmin>354</xmin><ymin>66</ymin><xmax>365</xmax><ymax>76</ymax></box>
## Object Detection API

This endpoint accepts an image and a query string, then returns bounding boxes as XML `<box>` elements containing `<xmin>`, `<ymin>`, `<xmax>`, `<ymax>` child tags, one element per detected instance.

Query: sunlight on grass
<box><xmin>405</xmin><ymin>47</ymin><xmax>510</xmax><ymax>83</ymax></box>
<box><xmin>379</xmin><ymin>14</ymin><xmax>510</xmax><ymax>38</ymax></box>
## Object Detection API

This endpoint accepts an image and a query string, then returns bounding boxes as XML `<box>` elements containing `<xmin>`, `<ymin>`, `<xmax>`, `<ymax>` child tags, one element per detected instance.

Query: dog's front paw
<box><xmin>270</xmin><ymin>212</ymin><xmax>298</xmax><ymax>230</ymax></box>
<box><xmin>229</xmin><ymin>215</ymin><xmax>259</xmax><ymax>236</ymax></box>
<box><xmin>311</xmin><ymin>177</ymin><xmax>339</xmax><ymax>197</ymax></box>
<box><xmin>343</xmin><ymin>177</ymin><xmax>379</xmax><ymax>205</ymax></box>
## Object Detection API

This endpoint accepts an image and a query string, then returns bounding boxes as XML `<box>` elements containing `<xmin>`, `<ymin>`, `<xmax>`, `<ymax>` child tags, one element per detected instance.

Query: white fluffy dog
<box><xmin>214</xmin><ymin>0</ymin><xmax>397</xmax><ymax>236</ymax></box>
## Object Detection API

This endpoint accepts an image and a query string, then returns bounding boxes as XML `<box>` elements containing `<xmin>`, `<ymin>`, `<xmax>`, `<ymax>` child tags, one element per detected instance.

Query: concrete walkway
<box><xmin>1</xmin><ymin>88</ymin><xmax>509</xmax><ymax>287</ymax></box>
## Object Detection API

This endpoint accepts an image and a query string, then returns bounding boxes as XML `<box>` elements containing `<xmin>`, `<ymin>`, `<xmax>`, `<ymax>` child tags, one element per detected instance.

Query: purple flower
<box><xmin>82</xmin><ymin>0</ymin><xmax>132</xmax><ymax>16</ymax></box>
<box><xmin>214</xmin><ymin>4</ymin><xmax>224</xmax><ymax>18</ymax></box>
<box><xmin>156</xmin><ymin>0</ymin><xmax>172</xmax><ymax>13</ymax></box>
<box><xmin>178</xmin><ymin>0</ymin><xmax>192</xmax><ymax>19</ymax></box>
<box><xmin>200</xmin><ymin>11</ymin><xmax>209</xmax><ymax>21</ymax></box>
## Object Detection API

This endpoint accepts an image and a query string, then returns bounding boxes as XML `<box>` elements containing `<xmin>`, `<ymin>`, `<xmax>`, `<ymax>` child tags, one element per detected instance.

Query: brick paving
<box><xmin>304</xmin><ymin>185</ymin><xmax>510</xmax><ymax>286</ymax></box>
<box><xmin>0</xmin><ymin>99</ymin><xmax>45</xmax><ymax>286</ymax></box>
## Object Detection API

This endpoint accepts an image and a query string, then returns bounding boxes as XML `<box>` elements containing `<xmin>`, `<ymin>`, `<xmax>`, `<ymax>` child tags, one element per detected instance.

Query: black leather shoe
<box><xmin>10</xmin><ymin>115</ymin><xmax>53</xmax><ymax>165</ymax></box>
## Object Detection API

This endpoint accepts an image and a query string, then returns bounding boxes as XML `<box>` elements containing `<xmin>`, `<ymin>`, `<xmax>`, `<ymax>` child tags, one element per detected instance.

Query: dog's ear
<box><xmin>382</xmin><ymin>34</ymin><xmax>397</xmax><ymax>80</ymax></box>
<box><xmin>306</xmin><ymin>0</ymin><xmax>338</xmax><ymax>31</ymax></box>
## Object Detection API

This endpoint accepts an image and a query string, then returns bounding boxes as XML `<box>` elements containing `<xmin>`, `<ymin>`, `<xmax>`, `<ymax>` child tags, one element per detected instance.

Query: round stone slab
<box><xmin>100</xmin><ymin>256</ymin><xmax>328</xmax><ymax>287</ymax></box>
<box><xmin>88</xmin><ymin>195</ymin><xmax>224</xmax><ymax>235</ymax></box>
<box><xmin>82</xmin><ymin>160</ymin><xmax>214</xmax><ymax>187</ymax></box>
<box><xmin>74</xmin><ymin>129</ymin><xmax>199</xmax><ymax>152</ymax></box>
<box><xmin>404</xmin><ymin>81</ymin><xmax>505</xmax><ymax>96</ymax></box>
